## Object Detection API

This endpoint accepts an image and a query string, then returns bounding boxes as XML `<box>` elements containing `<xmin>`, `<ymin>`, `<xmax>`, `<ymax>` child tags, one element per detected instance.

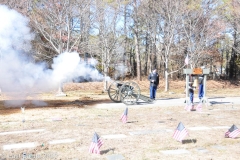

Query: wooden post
<box><xmin>202</xmin><ymin>69</ymin><xmax>210</xmax><ymax>106</ymax></box>
<box><xmin>183</xmin><ymin>69</ymin><xmax>193</xmax><ymax>104</ymax></box>
<box><xmin>185</xmin><ymin>74</ymin><xmax>189</xmax><ymax>104</ymax></box>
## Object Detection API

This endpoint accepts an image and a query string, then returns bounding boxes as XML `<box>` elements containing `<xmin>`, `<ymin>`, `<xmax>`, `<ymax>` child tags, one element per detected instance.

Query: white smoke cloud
<box><xmin>0</xmin><ymin>5</ymin><xmax>105</xmax><ymax>107</ymax></box>
<box><xmin>0</xmin><ymin>5</ymin><xmax>33</xmax><ymax>52</ymax></box>
<box><xmin>114</xmin><ymin>63</ymin><xmax>127</xmax><ymax>80</ymax></box>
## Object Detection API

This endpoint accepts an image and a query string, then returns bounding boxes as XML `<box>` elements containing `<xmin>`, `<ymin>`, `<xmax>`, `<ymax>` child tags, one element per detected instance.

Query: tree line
<box><xmin>1</xmin><ymin>0</ymin><xmax>240</xmax><ymax>91</ymax></box>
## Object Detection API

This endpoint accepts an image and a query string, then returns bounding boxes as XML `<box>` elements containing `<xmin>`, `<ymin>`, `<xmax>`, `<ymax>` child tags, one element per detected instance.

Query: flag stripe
<box><xmin>121</xmin><ymin>114</ymin><xmax>127</xmax><ymax>123</ymax></box>
<box><xmin>120</xmin><ymin>108</ymin><xmax>128</xmax><ymax>123</ymax></box>
<box><xmin>173</xmin><ymin>128</ymin><xmax>188</xmax><ymax>142</ymax></box>
<box><xmin>229</xmin><ymin>129</ymin><xmax>240</xmax><ymax>138</ymax></box>
<box><xmin>89</xmin><ymin>142</ymin><xmax>99</xmax><ymax>154</ymax></box>
<box><xmin>196</xmin><ymin>103</ymin><xmax>202</xmax><ymax>112</ymax></box>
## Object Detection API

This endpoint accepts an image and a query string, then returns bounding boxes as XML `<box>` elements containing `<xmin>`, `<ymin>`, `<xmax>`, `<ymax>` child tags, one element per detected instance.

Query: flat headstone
<box><xmin>3</xmin><ymin>142</ymin><xmax>36</xmax><ymax>150</ymax></box>
<box><xmin>1</xmin><ymin>122</ymin><xmax>19</xmax><ymax>125</ymax></box>
<box><xmin>196</xmin><ymin>148</ymin><xmax>209</xmax><ymax>153</ymax></box>
<box><xmin>49</xmin><ymin>139</ymin><xmax>75</xmax><ymax>144</ymax></box>
<box><xmin>102</xmin><ymin>134</ymin><xmax>127</xmax><ymax>139</ymax></box>
<box><xmin>188</xmin><ymin>126</ymin><xmax>211</xmax><ymax>131</ymax></box>
<box><xmin>161</xmin><ymin>149</ymin><xmax>190</xmax><ymax>155</ymax></box>
<box><xmin>214</xmin><ymin>116</ymin><xmax>224</xmax><ymax>119</ymax></box>
<box><xmin>212</xmin><ymin>126</ymin><xmax>229</xmax><ymax>129</ymax></box>
<box><xmin>129</xmin><ymin>130</ymin><xmax>166</xmax><ymax>135</ymax></box>
<box><xmin>0</xmin><ymin>129</ymin><xmax>45</xmax><ymax>135</ymax></box>
<box><xmin>106</xmin><ymin>154</ymin><xmax>125</xmax><ymax>160</ymax></box>
<box><xmin>52</xmin><ymin>117</ymin><xmax>62</xmax><ymax>121</ymax></box>
<box><xmin>225</xmin><ymin>108</ymin><xmax>239</xmax><ymax>110</ymax></box>
<box><xmin>211</xmin><ymin>145</ymin><xmax>226</xmax><ymax>150</ymax></box>
<box><xmin>165</xmin><ymin>129</ymin><xmax>173</xmax><ymax>132</ymax></box>
<box><xmin>45</xmin><ymin>119</ymin><xmax>52</xmax><ymax>122</ymax></box>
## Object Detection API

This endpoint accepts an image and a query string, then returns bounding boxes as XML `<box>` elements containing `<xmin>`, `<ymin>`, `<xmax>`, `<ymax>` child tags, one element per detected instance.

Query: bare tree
<box><xmin>93</xmin><ymin>0</ymin><xmax>125</xmax><ymax>90</ymax></box>
<box><xmin>28</xmin><ymin>0</ymin><xmax>92</xmax><ymax>62</ymax></box>
<box><xmin>152</xmin><ymin>0</ymin><xmax>183</xmax><ymax>91</ymax></box>
<box><xmin>131</xmin><ymin>0</ymin><xmax>142</xmax><ymax>81</ymax></box>
<box><xmin>181</xmin><ymin>0</ymin><xmax>223</xmax><ymax>69</ymax></box>
<box><xmin>219</xmin><ymin>0</ymin><xmax>240</xmax><ymax>79</ymax></box>
<box><xmin>0</xmin><ymin>0</ymin><xmax>30</xmax><ymax>14</ymax></box>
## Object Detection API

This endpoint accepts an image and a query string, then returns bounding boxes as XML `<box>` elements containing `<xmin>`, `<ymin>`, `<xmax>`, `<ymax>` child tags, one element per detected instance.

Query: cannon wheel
<box><xmin>108</xmin><ymin>81</ymin><xmax>122</xmax><ymax>103</ymax></box>
<box><xmin>120</xmin><ymin>81</ymin><xmax>140</xmax><ymax>105</ymax></box>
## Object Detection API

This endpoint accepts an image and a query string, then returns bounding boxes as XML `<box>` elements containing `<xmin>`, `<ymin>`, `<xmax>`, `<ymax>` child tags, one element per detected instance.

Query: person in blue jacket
<box><xmin>189</xmin><ymin>82</ymin><xmax>195</xmax><ymax>108</ymax></box>
<box><xmin>148</xmin><ymin>68</ymin><xmax>159</xmax><ymax>100</ymax></box>
<box><xmin>198</xmin><ymin>74</ymin><xmax>204</xmax><ymax>101</ymax></box>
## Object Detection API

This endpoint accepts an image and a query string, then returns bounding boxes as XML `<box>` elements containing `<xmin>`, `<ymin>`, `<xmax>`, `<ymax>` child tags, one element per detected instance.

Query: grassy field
<box><xmin>0</xmin><ymin>80</ymin><xmax>240</xmax><ymax>159</ymax></box>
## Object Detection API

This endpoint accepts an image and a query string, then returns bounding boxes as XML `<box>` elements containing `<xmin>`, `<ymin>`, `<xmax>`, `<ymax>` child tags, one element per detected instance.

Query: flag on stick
<box><xmin>184</xmin><ymin>54</ymin><xmax>189</xmax><ymax>65</ymax></box>
<box><xmin>173</xmin><ymin>122</ymin><xmax>188</xmax><ymax>142</ymax></box>
<box><xmin>225</xmin><ymin>125</ymin><xmax>240</xmax><ymax>139</ymax></box>
<box><xmin>89</xmin><ymin>132</ymin><xmax>103</xmax><ymax>154</ymax></box>
<box><xmin>120</xmin><ymin>107</ymin><xmax>128</xmax><ymax>123</ymax></box>
<box><xmin>196</xmin><ymin>102</ymin><xmax>202</xmax><ymax>112</ymax></box>
<box><xmin>184</xmin><ymin>104</ymin><xmax>188</xmax><ymax>110</ymax></box>
<box><xmin>184</xmin><ymin>102</ymin><xmax>193</xmax><ymax>111</ymax></box>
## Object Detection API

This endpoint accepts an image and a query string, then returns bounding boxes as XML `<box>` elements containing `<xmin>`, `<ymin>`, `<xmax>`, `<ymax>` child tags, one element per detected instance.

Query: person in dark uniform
<box><xmin>198</xmin><ymin>74</ymin><xmax>204</xmax><ymax>100</ymax></box>
<box><xmin>148</xmin><ymin>68</ymin><xmax>159</xmax><ymax>100</ymax></box>
<box><xmin>189</xmin><ymin>82</ymin><xmax>195</xmax><ymax>109</ymax></box>
<box><xmin>198</xmin><ymin>66</ymin><xmax>205</xmax><ymax>101</ymax></box>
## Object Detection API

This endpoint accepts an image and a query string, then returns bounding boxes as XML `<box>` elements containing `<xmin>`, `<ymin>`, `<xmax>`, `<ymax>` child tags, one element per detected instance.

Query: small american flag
<box><xmin>184</xmin><ymin>103</ymin><xmax>193</xmax><ymax>111</ymax></box>
<box><xmin>89</xmin><ymin>132</ymin><xmax>103</xmax><ymax>154</ymax></box>
<box><xmin>120</xmin><ymin>107</ymin><xmax>128</xmax><ymax>123</ymax></box>
<box><xmin>173</xmin><ymin>122</ymin><xmax>188</xmax><ymax>142</ymax></box>
<box><xmin>196</xmin><ymin>102</ymin><xmax>202</xmax><ymax>112</ymax></box>
<box><xmin>225</xmin><ymin>125</ymin><xmax>240</xmax><ymax>139</ymax></box>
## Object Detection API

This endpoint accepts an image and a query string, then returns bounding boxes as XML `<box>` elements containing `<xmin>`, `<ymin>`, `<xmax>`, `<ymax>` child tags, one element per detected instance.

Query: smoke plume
<box><xmin>0</xmin><ymin>5</ymin><xmax>104</xmax><ymax>107</ymax></box>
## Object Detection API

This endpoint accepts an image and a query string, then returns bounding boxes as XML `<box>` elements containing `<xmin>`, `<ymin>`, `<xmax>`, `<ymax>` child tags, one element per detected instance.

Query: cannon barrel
<box><xmin>116</xmin><ymin>83</ymin><xmax>123</xmax><ymax>88</ymax></box>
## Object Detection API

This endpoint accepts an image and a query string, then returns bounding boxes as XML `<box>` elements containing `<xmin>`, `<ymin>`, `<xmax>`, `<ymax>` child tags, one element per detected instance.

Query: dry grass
<box><xmin>0</xmin><ymin>80</ymin><xmax>240</xmax><ymax>159</ymax></box>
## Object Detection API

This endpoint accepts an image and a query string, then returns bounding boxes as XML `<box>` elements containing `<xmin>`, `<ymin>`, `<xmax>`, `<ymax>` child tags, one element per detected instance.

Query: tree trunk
<box><xmin>144</xmin><ymin>34</ymin><xmax>149</xmax><ymax>76</ymax></box>
<box><xmin>152</xmin><ymin>41</ymin><xmax>157</xmax><ymax>69</ymax></box>
<box><xmin>164</xmin><ymin>59</ymin><xmax>169</xmax><ymax>92</ymax></box>
<box><xmin>147</xmin><ymin>47</ymin><xmax>151</xmax><ymax>74</ymax></box>
<box><xmin>229</xmin><ymin>29</ymin><xmax>237</xmax><ymax>79</ymax></box>
<box><xmin>134</xmin><ymin>33</ymin><xmax>141</xmax><ymax>81</ymax></box>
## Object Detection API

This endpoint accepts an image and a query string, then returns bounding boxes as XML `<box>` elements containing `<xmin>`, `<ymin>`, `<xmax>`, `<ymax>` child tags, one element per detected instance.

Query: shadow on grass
<box><xmin>208</xmin><ymin>97</ymin><xmax>225</xmax><ymax>99</ymax></box>
<box><xmin>127</xmin><ymin>121</ymin><xmax>138</xmax><ymax>123</ymax></box>
<box><xmin>0</xmin><ymin>99</ymin><xmax>112</xmax><ymax>115</ymax></box>
<box><xmin>182</xmin><ymin>139</ymin><xmax>197</xmax><ymax>144</ymax></box>
<box><xmin>209</xmin><ymin>101</ymin><xmax>231</xmax><ymax>105</ymax></box>
<box><xmin>100</xmin><ymin>148</ymin><xmax>115</xmax><ymax>155</ymax></box>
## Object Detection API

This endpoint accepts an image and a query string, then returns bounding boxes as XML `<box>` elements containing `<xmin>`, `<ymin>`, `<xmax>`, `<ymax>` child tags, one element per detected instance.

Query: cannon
<box><xmin>108</xmin><ymin>81</ymin><xmax>153</xmax><ymax>105</ymax></box>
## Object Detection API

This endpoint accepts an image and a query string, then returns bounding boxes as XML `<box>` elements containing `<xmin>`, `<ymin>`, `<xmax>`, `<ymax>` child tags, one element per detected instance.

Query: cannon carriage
<box><xmin>107</xmin><ymin>81</ymin><xmax>153</xmax><ymax>105</ymax></box>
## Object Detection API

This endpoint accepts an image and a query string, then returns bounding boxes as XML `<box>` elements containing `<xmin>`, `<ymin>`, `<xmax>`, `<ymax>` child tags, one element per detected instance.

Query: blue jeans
<box><xmin>189</xmin><ymin>91</ymin><xmax>194</xmax><ymax>103</ymax></box>
<box><xmin>199</xmin><ymin>84</ymin><xmax>204</xmax><ymax>99</ymax></box>
<box><xmin>150</xmin><ymin>85</ymin><xmax>157</xmax><ymax>99</ymax></box>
